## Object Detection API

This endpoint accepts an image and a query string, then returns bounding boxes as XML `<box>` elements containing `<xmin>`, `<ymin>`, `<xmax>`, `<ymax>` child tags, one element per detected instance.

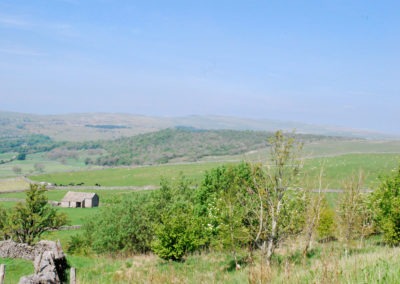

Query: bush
<box><xmin>152</xmin><ymin>202</ymin><xmax>206</xmax><ymax>261</ymax></box>
<box><xmin>79</xmin><ymin>194</ymin><xmax>156</xmax><ymax>254</ymax></box>
<box><xmin>7</xmin><ymin>184</ymin><xmax>68</xmax><ymax>245</ymax></box>
<box><xmin>317</xmin><ymin>199</ymin><xmax>336</xmax><ymax>241</ymax></box>
<box><xmin>371</xmin><ymin>167</ymin><xmax>400</xmax><ymax>246</ymax></box>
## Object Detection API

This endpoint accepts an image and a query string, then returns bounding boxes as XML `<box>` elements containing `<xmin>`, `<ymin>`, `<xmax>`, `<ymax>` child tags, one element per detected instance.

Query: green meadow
<box><xmin>1</xmin><ymin>141</ymin><xmax>400</xmax><ymax>283</ymax></box>
<box><xmin>28</xmin><ymin>153</ymin><xmax>400</xmax><ymax>189</ymax></box>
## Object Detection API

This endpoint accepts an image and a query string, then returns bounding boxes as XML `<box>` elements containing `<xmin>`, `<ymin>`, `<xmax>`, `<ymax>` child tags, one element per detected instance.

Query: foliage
<box><xmin>16</xmin><ymin>152</ymin><xmax>26</xmax><ymax>160</ymax></box>
<box><xmin>0</xmin><ymin>205</ymin><xmax>8</xmax><ymax>240</ymax></box>
<box><xmin>195</xmin><ymin>163</ymin><xmax>255</xmax><ymax>234</ymax></box>
<box><xmin>0</xmin><ymin>134</ymin><xmax>58</xmax><ymax>154</ymax></box>
<box><xmin>252</xmin><ymin>130</ymin><xmax>306</xmax><ymax>265</ymax></box>
<box><xmin>152</xmin><ymin>175</ymin><xmax>208</xmax><ymax>261</ymax></box>
<box><xmin>152</xmin><ymin>201</ymin><xmax>206</xmax><ymax>261</ymax></box>
<box><xmin>336</xmin><ymin>172</ymin><xmax>372</xmax><ymax>249</ymax></box>
<box><xmin>74</xmin><ymin>194</ymin><xmax>156</xmax><ymax>254</ymax></box>
<box><xmin>5</xmin><ymin>184</ymin><xmax>68</xmax><ymax>245</ymax></box>
<box><xmin>12</xmin><ymin>166</ymin><xmax>22</xmax><ymax>175</ymax></box>
<box><xmin>370</xmin><ymin>166</ymin><xmax>400</xmax><ymax>246</ymax></box>
<box><xmin>86</xmin><ymin>128</ymin><xmax>271</xmax><ymax>166</ymax></box>
<box><xmin>316</xmin><ymin>198</ymin><xmax>337</xmax><ymax>240</ymax></box>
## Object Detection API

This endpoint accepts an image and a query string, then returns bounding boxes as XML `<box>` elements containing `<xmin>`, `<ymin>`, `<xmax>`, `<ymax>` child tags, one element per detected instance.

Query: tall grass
<box><xmin>0</xmin><ymin>258</ymin><xmax>33</xmax><ymax>284</ymax></box>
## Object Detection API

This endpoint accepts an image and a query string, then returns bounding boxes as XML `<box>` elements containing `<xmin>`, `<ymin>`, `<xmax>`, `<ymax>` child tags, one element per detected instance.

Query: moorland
<box><xmin>1</xmin><ymin>111</ymin><xmax>400</xmax><ymax>283</ymax></box>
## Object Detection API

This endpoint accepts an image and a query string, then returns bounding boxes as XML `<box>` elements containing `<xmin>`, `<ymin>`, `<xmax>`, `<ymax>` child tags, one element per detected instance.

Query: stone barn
<box><xmin>60</xmin><ymin>191</ymin><xmax>99</xmax><ymax>208</ymax></box>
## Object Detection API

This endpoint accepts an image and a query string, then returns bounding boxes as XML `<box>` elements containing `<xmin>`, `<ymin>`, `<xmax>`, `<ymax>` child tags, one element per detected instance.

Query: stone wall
<box><xmin>0</xmin><ymin>240</ymin><xmax>67</xmax><ymax>283</ymax></box>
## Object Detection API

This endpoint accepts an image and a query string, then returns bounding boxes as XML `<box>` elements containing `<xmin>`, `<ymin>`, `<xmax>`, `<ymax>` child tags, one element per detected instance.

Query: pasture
<box><xmin>1</xmin><ymin>142</ymin><xmax>400</xmax><ymax>283</ymax></box>
<box><xmin>27</xmin><ymin>153</ymin><xmax>400</xmax><ymax>189</ymax></box>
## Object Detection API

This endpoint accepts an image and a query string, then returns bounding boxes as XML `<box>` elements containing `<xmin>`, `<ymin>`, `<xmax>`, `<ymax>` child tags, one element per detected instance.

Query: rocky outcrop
<box><xmin>0</xmin><ymin>240</ymin><xmax>34</xmax><ymax>260</ymax></box>
<box><xmin>19</xmin><ymin>250</ymin><xmax>61</xmax><ymax>284</ymax></box>
<box><xmin>0</xmin><ymin>240</ymin><xmax>67</xmax><ymax>283</ymax></box>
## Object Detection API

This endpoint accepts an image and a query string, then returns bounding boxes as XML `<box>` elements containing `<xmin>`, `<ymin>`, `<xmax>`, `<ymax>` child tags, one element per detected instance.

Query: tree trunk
<box><xmin>266</xmin><ymin>200</ymin><xmax>281</xmax><ymax>266</ymax></box>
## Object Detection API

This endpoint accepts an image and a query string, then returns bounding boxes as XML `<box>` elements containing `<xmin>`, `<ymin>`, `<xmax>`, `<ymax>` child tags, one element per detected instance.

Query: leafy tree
<box><xmin>16</xmin><ymin>152</ymin><xmax>26</xmax><ymax>160</ymax></box>
<box><xmin>34</xmin><ymin>163</ymin><xmax>45</xmax><ymax>172</ymax></box>
<box><xmin>252</xmin><ymin>130</ymin><xmax>305</xmax><ymax>266</ymax></box>
<box><xmin>152</xmin><ymin>201</ymin><xmax>206</xmax><ymax>261</ymax></box>
<box><xmin>195</xmin><ymin>163</ymin><xmax>254</xmax><ymax>235</ymax></box>
<box><xmin>12</xmin><ymin>166</ymin><xmax>22</xmax><ymax>175</ymax></box>
<box><xmin>302</xmin><ymin>169</ymin><xmax>325</xmax><ymax>257</ymax></box>
<box><xmin>72</xmin><ymin>193</ymin><xmax>156</xmax><ymax>255</ymax></box>
<box><xmin>370</xmin><ymin>167</ymin><xmax>400</xmax><ymax>246</ymax></box>
<box><xmin>337</xmin><ymin>173</ymin><xmax>370</xmax><ymax>247</ymax></box>
<box><xmin>0</xmin><ymin>206</ymin><xmax>9</xmax><ymax>240</ymax></box>
<box><xmin>213</xmin><ymin>177</ymin><xmax>251</xmax><ymax>269</ymax></box>
<box><xmin>316</xmin><ymin>199</ymin><xmax>336</xmax><ymax>241</ymax></box>
<box><xmin>152</xmin><ymin>175</ymin><xmax>208</xmax><ymax>261</ymax></box>
<box><xmin>7</xmin><ymin>184</ymin><xmax>68</xmax><ymax>245</ymax></box>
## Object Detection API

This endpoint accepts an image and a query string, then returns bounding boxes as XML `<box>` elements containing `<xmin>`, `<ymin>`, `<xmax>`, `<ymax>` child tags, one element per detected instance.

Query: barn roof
<box><xmin>61</xmin><ymin>191</ymin><xmax>97</xmax><ymax>202</ymax></box>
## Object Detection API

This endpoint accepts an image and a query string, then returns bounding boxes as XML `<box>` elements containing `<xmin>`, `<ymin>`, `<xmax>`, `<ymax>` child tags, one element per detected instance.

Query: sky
<box><xmin>0</xmin><ymin>1</ymin><xmax>399</xmax><ymax>134</ymax></box>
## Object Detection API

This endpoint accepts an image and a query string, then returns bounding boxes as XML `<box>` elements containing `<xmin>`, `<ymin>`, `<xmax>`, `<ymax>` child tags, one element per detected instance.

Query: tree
<box><xmin>214</xmin><ymin>177</ymin><xmax>251</xmax><ymax>269</ymax></box>
<box><xmin>16</xmin><ymin>152</ymin><xmax>26</xmax><ymax>160</ymax></box>
<box><xmin>12</xmin><ymin>166</ymin><xmax>22</xmax><ymax>175</ymax></box>
<box><xmin>336</xmin><ymin>172</ymin><xmax>372</xmax><ymax>253</ymax></box>
<box><xmin>302</xmin><ymin>168</ymin><xmax>325</xmax><ymax>257</ymax></box>
<box><xmin>252</xmin><ymin>130</ymin><xmax>305</xmax><ymax>266</ymax></box>
<box><xmin>370</xmin><ymin>166</ymin><xmax>400</xmax><ymax>246</ymax></box>
<box><xmin>0</xmin><ymin>206</ymin><xmax>9</xmax><ymax>240</ymax></box>
<box><xmin>34</xmin><ymin>163</ymin><xmax>45</xmax><ymax>172</ymax></box>
<box><xmin>87</xmin><ymin>194</ymin><xmax>155</xmax><ymax>254</ymax></box>
<box><xmin>152</xmin><ymin>201</ymin><xmax>205</xmax><ymax>261</ymax></box>
<box><xmin>7</xmin><ymin>184</ymin><xmax>68</xmax><ymax>245</ymax></box>
<box><xmin>152</xmin><ymin>176</ymin><xmax>207</xmax><ymax>261</ymax></box>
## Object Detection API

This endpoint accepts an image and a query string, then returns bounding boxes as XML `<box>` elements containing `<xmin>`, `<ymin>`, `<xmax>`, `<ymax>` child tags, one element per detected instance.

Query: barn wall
<box><xmin>85</xmin><ymin>198</ymin><xmax>92</xmax><ymax>208</ymax></box>
<box><xmin>60</xmin><ymin>202</ymin><xmax>70</xmax><ymax>208</ymax></box>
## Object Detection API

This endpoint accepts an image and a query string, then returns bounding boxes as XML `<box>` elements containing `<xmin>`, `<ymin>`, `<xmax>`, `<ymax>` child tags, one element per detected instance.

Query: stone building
<box><xmin>60</xmin><ymin>191</ymin><xmax>99</xmax><ymax>208</ymax></box>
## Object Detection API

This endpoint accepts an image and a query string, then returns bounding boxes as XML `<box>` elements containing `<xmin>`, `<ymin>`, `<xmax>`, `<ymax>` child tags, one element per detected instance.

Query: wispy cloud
<box><xmin>0</xmin><ymin>46</ymin><xmax>45</xmax><ymax>57</ymax></box>
<box><xmin>0</xmin><ymin>13</ymin><xmax>80</xmax><ymax>38</ymax></box>
<box><xmin>0</xmin><ymin>15</ymin><xmax>32</xmax><ymax>29</ymax></box>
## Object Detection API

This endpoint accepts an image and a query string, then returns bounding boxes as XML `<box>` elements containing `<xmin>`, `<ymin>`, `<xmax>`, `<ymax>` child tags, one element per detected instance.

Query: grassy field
<box><xmin>1</xmin><ymin>144</ymin><xmax>400</xmax><ymax>283</ymax></box>
<box><xmin>30</xmin><ymin>162</ymin><xmax>227</xmax><ymax>187</ymax></box>
<box><xmin>0</xmin><ymin>258</ymin><xmax>34</xmax><ymax>284</ymax></box>
<box><xmin>27</xmin><ymin>153</ymin><xmax>400</xmax><ymax>189</ymax></box>
<box><xmin>303</xmin><ymin>153</ymin><xmax>400</xmax><ymax>188</ymax></box>
<box><xmin>34</xmin><ymin>237</ymin><xmax>400</xmax><ymax>283</ymax></box>
<box><xmin>0</xmin><ymin>177</ymin><xmax>30</xmax><ymax>192</ymax></box>
<box><xmin>0</xmin><ymin>152</ymin><xmax>102</xmax><ymax>179</ymax></box>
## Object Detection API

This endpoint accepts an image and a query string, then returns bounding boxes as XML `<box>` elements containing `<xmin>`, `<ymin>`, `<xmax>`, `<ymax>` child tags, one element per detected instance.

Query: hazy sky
<box><xmin>0</xmin><ymin>1</ymin><xmax>399</xmax><ymax>134</ymax></box>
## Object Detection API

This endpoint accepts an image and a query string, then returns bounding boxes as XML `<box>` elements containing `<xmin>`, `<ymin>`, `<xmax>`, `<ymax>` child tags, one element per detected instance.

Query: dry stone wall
<box><xmin>0</xmin><ymin>240</ymin><xmax>67</xmax><ymax>284</ymax></box>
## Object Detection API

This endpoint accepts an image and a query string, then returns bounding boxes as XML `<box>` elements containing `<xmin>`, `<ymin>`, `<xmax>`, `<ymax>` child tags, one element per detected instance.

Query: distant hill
<box><xmin>0</xmin><ymin>125</ymin><xmax>348</xmax><ymax>167</ymax></box>
<box><xmin>65</xmin><ymin>128</ymin><xmax>344</xmax><ymax>166</ymax></box>
<box><xmin>0</xmin><ymin>111</ymin><xmax>395</xmax><ymax>141</ymax></box>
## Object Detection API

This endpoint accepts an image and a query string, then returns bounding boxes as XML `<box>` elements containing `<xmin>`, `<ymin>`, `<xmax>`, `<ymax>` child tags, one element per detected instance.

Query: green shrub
<box><xmin>317</xmin><ymin>199</ymin><xmax>336</xmax><ymax>240</ymax></box>
<box><xmin>371</xmin><ymin>167</ymin><xmax>400</xmax><ymax>246</ymax></box>
<box><xmin>152</xmin><ymin>202</ymin><xmax>206</xmax><ymax>261</ymax></box>
<box><xmin>79</xmin><ymin>194</ymin><xmax>156</xmax><ymax>254</ymax></box>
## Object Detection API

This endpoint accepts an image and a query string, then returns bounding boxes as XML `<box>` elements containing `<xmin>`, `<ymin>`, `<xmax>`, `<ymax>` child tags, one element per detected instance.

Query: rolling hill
<box><xmin>0</xmin><ymin>111</ymin><xmax>395</xmax><ymax>141</ymax></box>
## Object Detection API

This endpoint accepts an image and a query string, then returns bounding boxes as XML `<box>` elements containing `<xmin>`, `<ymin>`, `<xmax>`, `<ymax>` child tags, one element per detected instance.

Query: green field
<box><xmin>30</xmin><ymin>162</ymin><xmax>227</xmax><ymax>187</ymax></box>
<box><xmin>303</xmin><ymin>153</ymin><xmax>400</xmax><ymax>188</ymax></box>
<box><xmin>0</xmin><ymin>152</ymin><xmax>103</xmax><ymax>179</ymax></box>
<box><xmin>0</xmin><ymin>258</ymin><xmax>34</xmax><ymax>284</ymax></box>
<box><xmin>28</xmin><ymin>153</ymin><xmax>400</xmax><ymax>189</ymax></box>
<box><xmin>0</xmin><ymin>177</ymin><xmax>30</xmax><ymax>192</ymax></box>
<box><xmin>1</xmin><ymin>146</ymin><xmax>400</xmax><ymax>283</ymax></box>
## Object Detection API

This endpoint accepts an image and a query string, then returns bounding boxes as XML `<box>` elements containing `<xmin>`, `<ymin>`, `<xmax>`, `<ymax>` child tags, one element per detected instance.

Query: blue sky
<box><xmin>0</xmin><ymin>1</ymin><xmax>399</xmax><ymax>134</ymax></box>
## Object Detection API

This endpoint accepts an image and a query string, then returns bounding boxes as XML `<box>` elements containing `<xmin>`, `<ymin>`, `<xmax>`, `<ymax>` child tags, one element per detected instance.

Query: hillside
<box><xmin>0</xmin><ymin>111</ymin><xmax>394</xmax><ymax>141</ymax></box>
<box><xmin>0</xmin><ymin>126</ymin><xmax>349</xmax><ymax>168</ymax></box>
<box><xmin>61</xmin><ymin>128</ymin><xmax>336</xmax><ymax>166</ymax></box>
